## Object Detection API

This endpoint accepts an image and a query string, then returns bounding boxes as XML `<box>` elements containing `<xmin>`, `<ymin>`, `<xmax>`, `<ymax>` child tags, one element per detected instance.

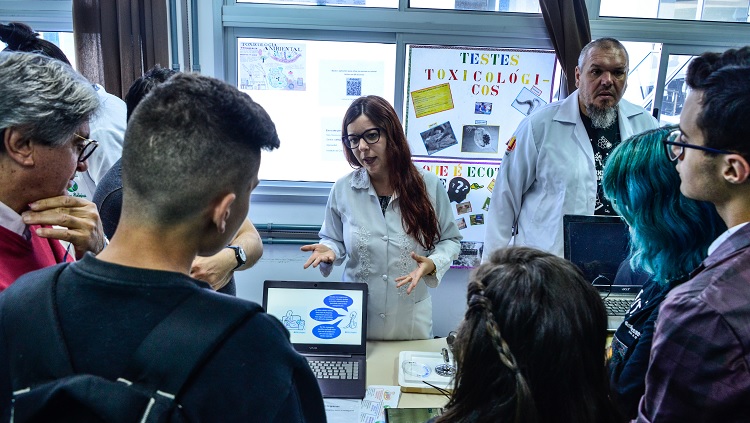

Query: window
<box><xmin>656</xmin><ymin>54</ymin><xmax>694</xmax><ymax>125</ymax></box>
<box><xmin>409</xmin><ymin>0</ymin><xmax>540</xmax><ymax>13</ymax></box>
<box><xmin>620</xmin><ymin>41</ymin><xmax>662</xmax><ymax>112</ymax></box>
<box><xmin>236</xmin><ymin>0</ymin><xmax>397</xmax><ymax>7</ymax></box>
<box><xmin>236</xmin><ymin>38</ymin><xmax>396</xmax><ymax>183</ymax></box>
<box><xmin>1</xmin><ymin>31</ymin><xmax>76</xmax><ymax>69</ymax></box>
<box><xmin>600</xmin><ymin>0</ymin><xmax>750</xmax><ymax>22</ymax></box>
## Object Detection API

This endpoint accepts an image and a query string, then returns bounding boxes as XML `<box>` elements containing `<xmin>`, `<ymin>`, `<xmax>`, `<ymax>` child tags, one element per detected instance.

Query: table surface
<box><xmin>366</xmin><ymin>338</ymin><xmax>450</xmax><ymax>408</ymax></box>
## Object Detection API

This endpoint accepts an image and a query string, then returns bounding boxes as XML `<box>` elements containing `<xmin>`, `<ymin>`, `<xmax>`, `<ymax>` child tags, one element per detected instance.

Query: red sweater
<box><xmin>0</xmin><ymin>224</ymin><xmax>72</xmax><ymax>291</ymax></box>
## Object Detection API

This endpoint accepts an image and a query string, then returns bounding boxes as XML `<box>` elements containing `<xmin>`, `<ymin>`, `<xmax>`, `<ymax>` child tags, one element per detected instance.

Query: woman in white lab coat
<box><xmin>302</xmin><ymin>96</ymin><xmax>461</xmax><ymax>340</ymax></box>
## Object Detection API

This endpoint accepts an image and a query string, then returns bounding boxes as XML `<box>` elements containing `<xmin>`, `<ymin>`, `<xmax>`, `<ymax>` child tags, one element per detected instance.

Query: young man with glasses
<box><xmin>0</xmin><ymin>52</ymin><xmax>106</xmax><ymax>290</ymax></box>
<box><xmin>635</xmin><ymin>46</ymin><xmax>750</xmax><ymax>422</ymax></box>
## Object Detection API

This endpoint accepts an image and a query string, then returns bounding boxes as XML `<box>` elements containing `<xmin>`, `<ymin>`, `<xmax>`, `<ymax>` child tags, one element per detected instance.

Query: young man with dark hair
<box><xmin>93</xmin><ymin>65</ymin><xmax>264</xmax><ymax>294</ymax></box>
<box><xmin>0</xmin><ymin>73</ymin><xmax>326</xmax><ymax>422</ymax></box>
<box><xmin>636</xmin><ymin>46</ymin><xmax>750</xmax><ymax>422</ymax></box>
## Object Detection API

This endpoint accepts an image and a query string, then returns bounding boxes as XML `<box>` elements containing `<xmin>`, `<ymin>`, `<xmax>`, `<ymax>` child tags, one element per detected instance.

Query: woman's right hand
<box><xmin>301</xmin><ymin>243</ymin><xmax>336</xmax><ymax>269</ymax></box>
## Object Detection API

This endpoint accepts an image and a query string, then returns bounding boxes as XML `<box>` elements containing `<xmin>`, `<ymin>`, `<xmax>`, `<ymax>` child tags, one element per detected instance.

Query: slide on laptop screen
<box><xmin>263</xmin><ymin>280</ymin><xmax>368</xmax><ymax>398</ymax></box>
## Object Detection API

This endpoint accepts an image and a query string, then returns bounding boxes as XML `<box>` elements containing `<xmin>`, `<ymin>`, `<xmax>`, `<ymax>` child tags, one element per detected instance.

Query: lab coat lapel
<box><xmin>553</xmin><ymin>90</ymin><xmax>594</xmax><ymax>167</ymax></box>
<box><xmin>618</xmin><ymin>100</ymin><xmax>647</xmax><ymax>140</ymax></box>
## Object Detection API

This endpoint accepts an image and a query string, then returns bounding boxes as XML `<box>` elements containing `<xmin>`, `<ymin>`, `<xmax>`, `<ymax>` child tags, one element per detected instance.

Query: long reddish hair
<box><xmin>341</xmin><ymin>96</ymin><xmax>440</xmax><ymax>250</ymax></box>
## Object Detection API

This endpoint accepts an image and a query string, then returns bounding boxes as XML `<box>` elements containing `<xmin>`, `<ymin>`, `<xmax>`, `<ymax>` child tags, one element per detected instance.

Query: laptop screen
<box><xmin>263</xmin><ymin>281</ymin><xmax>367</xmax><ymax>354</ymax></box>
<box><xmin>563</xmin><ymin>215</ymin><xmax>633</xmax><ymax>292</ymax></box>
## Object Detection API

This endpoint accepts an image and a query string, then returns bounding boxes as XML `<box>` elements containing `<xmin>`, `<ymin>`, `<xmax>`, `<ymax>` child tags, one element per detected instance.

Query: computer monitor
<box><xmin>562</xmin><ymin>214</ymin><xmax>631</xmax><ymax>289</ymax></box>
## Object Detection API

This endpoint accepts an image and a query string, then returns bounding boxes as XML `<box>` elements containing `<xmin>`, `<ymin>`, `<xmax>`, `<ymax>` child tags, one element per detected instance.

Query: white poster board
<box><xmin>406</xmin><ymin>45</ymin><xmax>556</xmax><ymax>265</ymax></box>
<box><xmin>405</xmin><ymin>45</ymin><xmax>557</xmax><ymax>160</ymax></box>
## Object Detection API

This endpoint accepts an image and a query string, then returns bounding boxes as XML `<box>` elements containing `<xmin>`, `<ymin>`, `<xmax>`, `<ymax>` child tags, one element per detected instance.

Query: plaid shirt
<box><xmin>635</xmin><ymin>223</ymin><xmax>750</xmax><ymax>422</ymax></box>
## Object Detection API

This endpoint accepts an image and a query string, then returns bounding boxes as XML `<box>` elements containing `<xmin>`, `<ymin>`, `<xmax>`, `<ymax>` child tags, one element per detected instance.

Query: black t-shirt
<box><xmin>580</xmin><ymin>111</ymin><xmax>620</xmax><ymax>216</ymax></box>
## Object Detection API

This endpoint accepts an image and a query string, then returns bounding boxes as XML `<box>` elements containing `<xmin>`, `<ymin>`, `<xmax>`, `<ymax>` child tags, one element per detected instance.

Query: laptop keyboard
<box><xmin>605</xmin><ymin>298</ymin><xmax>633</xmax><ymax>316</ymax></box>
<box><xmin>307</xmin><ymin>359</ymin><xmax>361</xmax><ymax>380</ymax></box>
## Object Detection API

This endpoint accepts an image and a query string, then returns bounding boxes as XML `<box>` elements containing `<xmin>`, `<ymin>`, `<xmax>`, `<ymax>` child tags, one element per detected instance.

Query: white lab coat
<box><xmin>483</xmin><ymin>90</ymin><xmax>658</xmax><ymax>259</ymax></box>
<box><xmin>317</xmin><ymin>167</ymin><xmax>462</xmax><ymax>340</ymax></box>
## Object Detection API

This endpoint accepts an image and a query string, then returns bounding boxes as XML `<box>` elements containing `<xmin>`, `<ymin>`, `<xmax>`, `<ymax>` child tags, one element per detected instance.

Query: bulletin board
<box><xmin>405</xmin><ymin>45</ymin><xmax>557</xmax><ymax>266</ymax></box>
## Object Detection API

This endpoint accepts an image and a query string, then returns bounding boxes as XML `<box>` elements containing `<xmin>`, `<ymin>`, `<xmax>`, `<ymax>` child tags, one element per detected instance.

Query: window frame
<box><xmin>220</xmin><ymin>2</ymin><xmax>554</xmax><ymax>201</ymax></box>
<box><xmin>0</xmin><ymin>1</ymin><xmax>73</xmax><ymax>32</ymax></box>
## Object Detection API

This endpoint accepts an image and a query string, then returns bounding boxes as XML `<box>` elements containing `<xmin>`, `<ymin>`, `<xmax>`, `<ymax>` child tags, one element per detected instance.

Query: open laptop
<box><xmin>263</xmin><ymin>280</ymin><xmax>368</xmax><ymax>399</ymax></box>
<box><xmin>563</xmin><ymin>215</ymin><xmax>642</xmax><ymax>331</ymax></box>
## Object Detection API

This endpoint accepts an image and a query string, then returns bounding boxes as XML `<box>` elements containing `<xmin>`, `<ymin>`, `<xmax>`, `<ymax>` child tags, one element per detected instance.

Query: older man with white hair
<box><xmin>0</xmin><ymin>51</ymin><xmax>105</xmax><ymax>289</ymax></box>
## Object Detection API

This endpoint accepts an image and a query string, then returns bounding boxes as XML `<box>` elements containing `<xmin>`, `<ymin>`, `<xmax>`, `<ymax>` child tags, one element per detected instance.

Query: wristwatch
<box><xmin>226</xmin><ymin>245</ymin><xmax>247</xmax><ymax>271</ymax></box>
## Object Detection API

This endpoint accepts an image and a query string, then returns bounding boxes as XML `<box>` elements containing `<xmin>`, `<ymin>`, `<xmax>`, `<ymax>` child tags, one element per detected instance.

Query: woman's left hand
<box><xmin>395</xmin><ymin>252</ymin><xmax>436</xmax><ymax>295</ymax></box>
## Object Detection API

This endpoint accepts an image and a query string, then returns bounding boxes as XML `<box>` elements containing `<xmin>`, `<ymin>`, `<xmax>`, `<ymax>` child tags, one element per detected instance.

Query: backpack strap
<box><xmin>121</xmin><ymin>290</ymin><xmax>263</xmax><ymax>400</ymax></box>
<box><xmin>6</xmin><ymin>263</ymin><xmax>75</xmax><ymax>390</ymax></box>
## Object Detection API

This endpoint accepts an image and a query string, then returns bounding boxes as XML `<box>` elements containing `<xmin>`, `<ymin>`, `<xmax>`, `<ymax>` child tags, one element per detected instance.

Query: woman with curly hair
<box><xmin>302</xmin><ymin>95</ymin><xmax>461</xmax><ymax>340</ymax></box>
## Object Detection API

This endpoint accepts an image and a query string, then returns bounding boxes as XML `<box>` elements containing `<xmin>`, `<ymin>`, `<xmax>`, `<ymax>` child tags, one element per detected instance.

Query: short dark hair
<box><xmin>122</xmin><ymin>73</ymin><xmax>280</xmax><ymax>225</ymax></box>
<box><xmin>437</xmin><ymin>247</ymin><xmax>620</xmax><ymax>423</ymax></box>
<box><xmin>0</xmin><ymin>22</ymin><xmax>71</xmax><ymax>65</ymax></box>
<box><xmin>124</xmin><ymin>65</ymin><xmax>177</xmax><ymax>122</ymax></box>
<box><xmin>685</xmin><ymin>46</ymin><xmax>750</xmax><ymax>160</ymax></box>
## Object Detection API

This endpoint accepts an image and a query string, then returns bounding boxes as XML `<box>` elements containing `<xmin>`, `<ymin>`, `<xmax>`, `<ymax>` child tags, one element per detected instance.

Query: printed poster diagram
<box><xmin>281</xmin><ymin>294</ymin><xmax>359</xmax><ymax>339</ymax></box>
<box><xmin>239</xmin><ymin>41</ymin><xmax>307</xmax><ymax>91</ymax></box>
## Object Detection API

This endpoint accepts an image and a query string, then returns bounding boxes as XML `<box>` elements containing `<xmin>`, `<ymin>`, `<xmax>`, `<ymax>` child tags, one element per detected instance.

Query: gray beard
<box><xmin>586</xmin><ymin>105</ymin><xmax>618</xmax><ymax>129</ymax></box>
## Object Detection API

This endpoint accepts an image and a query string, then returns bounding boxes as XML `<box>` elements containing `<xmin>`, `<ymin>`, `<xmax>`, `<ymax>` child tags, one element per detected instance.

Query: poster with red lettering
<box><xmin>405</xmin><ymin>45</ymin><xmax>556</xmax><ymax>160</ymax></box>
<box><xmin>413</xmin><ymin>157</ymin><xmax>499</xmax><ymax>268</ymax></box>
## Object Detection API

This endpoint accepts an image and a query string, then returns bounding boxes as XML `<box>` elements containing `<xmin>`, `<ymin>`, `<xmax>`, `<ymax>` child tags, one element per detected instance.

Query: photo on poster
<box><xmin>452</xmin><ymin>241</ymin><xmax>484</xmax><ymax>268</ymax></box>
<box><xmin>470</xmin><ymin>214</ymin><xmax>484</xmax><ymax>225</ymax></box>
<box><xmin>482</xmin><ymin>196</ymin><xmax>491</xmax><ymax>211</ymax></box>
<box><xmin>411</xmin><ymin>83</ymin><xmax>455</xmax><ymax>118</ymax></box>
<box><xmin>474</xmin><ymin>102</ymin><xmax>492</xmax><ymax>115</ymax></box>
<box><xmin>461</xmin><ymin>125</ymin><xmax>500</xmax><ymax>154</ymax></box>
<box><xmin>456</xmin><ymin>201</ymin><xmax>473</xmax><ymax>215</ymax></box>
<box><xmin>456</xmin><ymin>217</ymin><xmax>467</xmax><ymax>230</ymax></box>
<box><xmin>512</xmin><ymin>87</ymin><xmax>547</xmax><ymax>116</ymax></box>
<box><xmin>420</xmin><ymin>122</ymin><xmax>458</xmax><ymax>156</ymax></box>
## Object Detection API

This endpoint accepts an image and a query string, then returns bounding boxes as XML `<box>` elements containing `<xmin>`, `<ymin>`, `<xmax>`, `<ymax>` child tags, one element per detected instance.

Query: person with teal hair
<box><xmin>601</xmin><ymin>124</ymin><xmax>726</xmax><ymax>419</ymax></box>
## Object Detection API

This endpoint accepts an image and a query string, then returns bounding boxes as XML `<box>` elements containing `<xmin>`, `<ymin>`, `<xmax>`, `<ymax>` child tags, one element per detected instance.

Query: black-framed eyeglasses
<box><xmin>662</xmin><ymin>128</ymin><xmax>734</xmax><ymax>162</ymax></box>
<box><xmin>342</xmin><ymin>127</ymin><xmax>382</xmax><ymax>149</ymax></box>
<box><xmin>74</xmin><ymin>133</ymin><xmax>99</xmax><ymax>163</ymax></box>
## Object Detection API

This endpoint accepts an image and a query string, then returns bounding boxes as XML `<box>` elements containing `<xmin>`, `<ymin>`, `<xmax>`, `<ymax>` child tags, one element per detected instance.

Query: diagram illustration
<box><xmin>281</xmin><ymin>310</ymin><xmax>306</xmax><ymax>331</ymax></box>
<box><xmin>306</xmin><ymin>294</ymin><xmax>359</xmax><ymax>340</ymax></box>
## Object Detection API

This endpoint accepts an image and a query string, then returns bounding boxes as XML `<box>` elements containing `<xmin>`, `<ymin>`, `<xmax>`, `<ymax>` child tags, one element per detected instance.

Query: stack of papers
<box><xmin>324</xmin><ymin>385</ymin><xmax>401</xmax><ymax>423</ymax></box>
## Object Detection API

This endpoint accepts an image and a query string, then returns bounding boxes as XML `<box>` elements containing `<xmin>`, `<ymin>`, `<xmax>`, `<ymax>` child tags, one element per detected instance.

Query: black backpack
<box><xmin>4</xmin><ymin>263</ymin><xmax>262</xmax><ymax>422</ymax></box>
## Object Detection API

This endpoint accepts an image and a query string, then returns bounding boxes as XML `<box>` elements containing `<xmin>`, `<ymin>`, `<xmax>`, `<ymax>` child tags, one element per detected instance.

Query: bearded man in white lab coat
<box><xmin>483</xmin><ymin>38</ymin><xmax>658</xmax><ymax>259</ymax></box>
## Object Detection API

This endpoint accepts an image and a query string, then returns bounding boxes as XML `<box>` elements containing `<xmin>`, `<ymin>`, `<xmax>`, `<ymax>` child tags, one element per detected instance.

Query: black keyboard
<box><xmin>604</xmin><ymin>298</ymin><xmax>633</xmax><ymax>316</ymax></box>
<box><xmin>307</xmin><ymin>359</ymin><xmax>361</xmax><ymax>380</ymax></box>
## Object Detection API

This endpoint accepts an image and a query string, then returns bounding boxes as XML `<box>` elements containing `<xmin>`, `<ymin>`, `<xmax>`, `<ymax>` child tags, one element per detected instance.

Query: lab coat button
<box><xmin>379</xmin><ymin>313</ymin><xmax>386</xmax><ymax>319</ymax></box>
<box><xmin>382</xmin><ymin>274</ymin><xmax>387</xmax><ymax>280</ymax></box>
<box><xmin>382</xmin><ymin>236</ymin><xmax>388</xmax><ymax>241</ymax></box>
